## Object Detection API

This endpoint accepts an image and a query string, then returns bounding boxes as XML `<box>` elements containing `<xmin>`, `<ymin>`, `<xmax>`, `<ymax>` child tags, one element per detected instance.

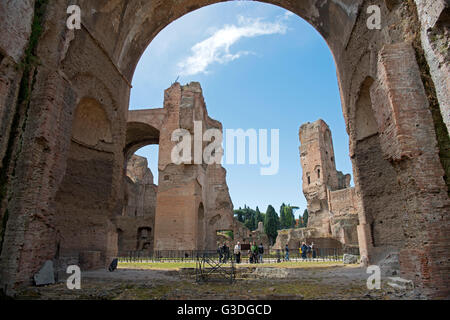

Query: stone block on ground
<box><xmin>379</xmin><ymin>252</ymin><xmax>400</xmax><ymax>276</ymax></box>
<box><xmin>343</xmin><ymin>254</ymin><xmax>358</xmax><ymax>264</ymax></box>
<box><xmin>33</xmin><ymin>260</ymin><xmax>55</xmax><ymax>286</ymax></box>
<box><xmin>387</xmin><ymin>277</ymin><xmax>414</xmax><ymax>290</ymax></box>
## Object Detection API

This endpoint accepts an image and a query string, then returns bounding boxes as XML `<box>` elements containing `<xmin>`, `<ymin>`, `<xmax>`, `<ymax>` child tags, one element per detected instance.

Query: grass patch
<box><xmin>119</xmin><ymin>262</ymin><xmax>198</xmax><ymax>269</ymax></box>
<box><xmin>118</xmin><ymin>261</ymin><xmax>348</xmax><ymax>270</ymax></box>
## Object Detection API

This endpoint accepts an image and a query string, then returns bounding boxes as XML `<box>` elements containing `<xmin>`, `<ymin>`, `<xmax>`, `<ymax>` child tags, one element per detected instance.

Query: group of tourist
<box><xmin>218</xmin><ymin>241</ymin><xmax>317</xmax><ymax>264</ymax></box>
<box><xmin>284</xmin><ymin>242</ymin><xmax>316</xmax><ymax>261</ymax></box>
<box><xmin>249</xmin><ymin>242</ymin><xmax>264</xmax><ymax>264</ymax></box>
<box><xmin>300</xmin><ymin>242</ymin><xmax>316</xmax><ymax>259</ymax></box>
<box><xmin>224</xmin><ymin>241</ymin><xmax>265</xmax><ymax>264</ymax></box>
<box><xmin>217</xmin><ymin>242</ymin><xmax>231</xmax><ymax>263</ymax></box>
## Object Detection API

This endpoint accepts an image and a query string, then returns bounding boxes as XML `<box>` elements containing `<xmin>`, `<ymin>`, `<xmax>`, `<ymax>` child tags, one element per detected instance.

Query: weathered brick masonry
<box><xmin>0</xmin><ymin>0</ymin><xmax>448</xmax><ymax>298</ymax></box>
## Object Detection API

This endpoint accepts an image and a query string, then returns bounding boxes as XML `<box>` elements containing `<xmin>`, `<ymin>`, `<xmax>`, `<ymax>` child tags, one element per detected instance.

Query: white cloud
<box><xmin>178</xmin><ymin>16</ymin><xmax>288</xmax><ymax>76</ymax></box>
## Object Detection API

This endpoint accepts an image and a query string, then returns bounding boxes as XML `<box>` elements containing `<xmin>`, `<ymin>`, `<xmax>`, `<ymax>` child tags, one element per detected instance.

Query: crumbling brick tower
<box><xmin>299</xmin><ymin>120</ymin><xmax>352</xmax><ymax>236</ymax></box>
<box><xmin>153</xmin><ymin>82</ymin><xmax>236</xmax><ymax>251</ymax></box>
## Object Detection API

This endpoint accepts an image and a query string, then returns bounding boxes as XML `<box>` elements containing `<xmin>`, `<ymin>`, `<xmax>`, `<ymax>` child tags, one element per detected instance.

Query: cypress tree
<box><xmin>264</xmin><ymin>205</ymin><xmax>279</xmax><ymax>245</ymax></box>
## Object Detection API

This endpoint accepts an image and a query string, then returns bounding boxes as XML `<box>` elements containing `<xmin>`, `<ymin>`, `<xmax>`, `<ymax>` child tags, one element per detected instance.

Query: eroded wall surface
<box><xmin>0</xmin><ymin>0</ymin><xmax>448</xmax><ymax>297</ymax></box>
<box><xmin>115</xmin><ymin>155</ymin><xmax>157</xmax><ymax>255</ymax></box>
<box><xmin>133</xmin><ymin>83</ymin><xmax>237</xmax><ymax>252</ymax></box>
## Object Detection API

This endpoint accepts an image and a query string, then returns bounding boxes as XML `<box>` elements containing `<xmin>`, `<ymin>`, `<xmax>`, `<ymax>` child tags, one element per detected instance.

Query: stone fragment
<box><xmin>33</xmin><ymin>261</ymin><xmax>55</xmax><ymax>286</ymax></box>
<box><xmin>343</xmin><ymin>254</ymin><xmax>358</xmax><ymax>264</ymax></box>
<box><xmin>378</xmin><ymin>252</ymin><xmax>400</xmax><ymax>276</ymax></box>
<box><xmin>109</xmin><ymin>259</ymin><xmax>118</xmax><ymax>272</ymax></box>
<box><xmin>387</xmin><ymin>277</ymin><xmax>414</xmax><ymax>291</ymax></box>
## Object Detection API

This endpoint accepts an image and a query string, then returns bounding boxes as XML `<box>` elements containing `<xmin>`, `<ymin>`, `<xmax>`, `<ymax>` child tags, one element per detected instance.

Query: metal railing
<box><xmin>117</xmin><ymin>247</ymin><xmax>360</xmax><ymax>264</ymax></box>
<box><xmin>195</xmin><ymin>250</ymin><xmax>236</xmax><ymax>283</ymax></box>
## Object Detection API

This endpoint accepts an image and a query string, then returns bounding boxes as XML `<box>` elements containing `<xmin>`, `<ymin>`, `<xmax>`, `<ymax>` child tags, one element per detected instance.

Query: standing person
<box><xmin>251</xmin><ymin>242</ymin><xmax>258</xmax><ymax>264</ymax></box>
<box><xmin>221</xmin><ymin>242</ymin><xmax>228</xmax><ymax>263</ymax></box>
<box><xmin>218</xmin><ymin>244</ymin><xmax>223</xmax><ymax>263</ymax></box>
<box><xmin>306</xmin><ymin>243</ymin><xmax>312</xmax><ymax>259</ymax></box>
<box><xmin>301</xmin><ymin>242</ymin><xmax>308</xmax><ymax>260</ymax></box>
<box><xmin>234</xmin><ymin>241</ymin><xmax>241</xmax><ymax>264</ymax></box>
<box><xmin>258</xmin><ymin>243</ymin><xmax>264</xmax><ymax>264</ymax></box>
<box><xmin>285</xmin><ymin>244</ymin><xmax>290</xmax><ymax>261</ymax></box>
<box><xmin>224</xmin><ymin>242</ymin><xmax>230</xmax><ymax>263</ymax></box>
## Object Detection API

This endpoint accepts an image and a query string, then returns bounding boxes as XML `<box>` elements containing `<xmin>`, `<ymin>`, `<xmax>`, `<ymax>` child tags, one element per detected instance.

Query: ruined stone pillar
<box><xmin>154</xmin><ymin>83</ymin><xmax>207</xmax><ymax>251</ymax></box>
<box><xmin>370</xmin><ymin>42</ymin><xmax>449</xmax><ymax>297</ymax></box>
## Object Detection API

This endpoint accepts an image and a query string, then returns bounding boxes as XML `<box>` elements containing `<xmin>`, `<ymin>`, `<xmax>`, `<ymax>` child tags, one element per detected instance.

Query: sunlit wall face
<box><xmin>130</xmin><ymin>1</ymin><xmax>351</xmax><ymax>217</ymax></box>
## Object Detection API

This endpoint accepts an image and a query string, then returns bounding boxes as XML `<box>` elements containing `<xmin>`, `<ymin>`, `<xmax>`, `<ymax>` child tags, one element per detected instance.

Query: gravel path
<box><xmin>16</xmin><ymin>265</ymin><xmax>423</xmax><ymax>300</ymax></box>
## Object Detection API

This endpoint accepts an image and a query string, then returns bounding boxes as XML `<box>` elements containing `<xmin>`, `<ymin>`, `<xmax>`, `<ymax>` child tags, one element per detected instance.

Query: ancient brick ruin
<box><xmin>117</xmin><ymin>155</ymin><xmax>157</xmax><ymax>254</ymax></box>
<box><xmin>121</xmin><ymin>83</ymin><xmax>269</xmax><ymax>254</ymax></box>
<box><xmin>0</xmin><ymin>0</ymin><xmax>448</xmax><ymax>298</ymax></box>
<box><xmin>124</xmin><ymin>83</ymin><xmax>239</xmax><ymax>253</ymax></box>
<box><xmin>274</xmin><ymin>120</ymin><xmax>360</xmax><ymax>251</ymax></box>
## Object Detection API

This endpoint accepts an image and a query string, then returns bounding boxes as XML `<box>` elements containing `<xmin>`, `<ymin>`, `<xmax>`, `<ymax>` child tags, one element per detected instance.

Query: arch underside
<box><xmin>125</xmin><ymin>121</ymin><xmax>160</xmax><ymax>160</ymax></box>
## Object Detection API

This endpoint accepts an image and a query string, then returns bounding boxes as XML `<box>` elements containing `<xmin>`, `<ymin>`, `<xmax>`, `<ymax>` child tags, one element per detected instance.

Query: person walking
<box><xmin>258</xmin><ymin>243</ymin><xmax>264</xmax><ymax>264</ymax></box>
<box><xmin>234</xmin><ymin>241</ymin><xmax>241</xmax><ymax>264</ymax></box>
<box><xmin>301</xmin><ymin>242</ymin><xmax>308</xmax><ymax>260</ymax></box>
<box><xmin>285</xmin><ymin>244</ymin><xmax>290</xmax><ymax>261</ymax></box>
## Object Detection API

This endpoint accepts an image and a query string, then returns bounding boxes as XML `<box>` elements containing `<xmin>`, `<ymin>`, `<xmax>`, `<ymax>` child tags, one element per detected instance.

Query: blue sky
<box><xmin>130</xmin><ymin>1</ymin><xmax>352</xmax><ymax>219</ymax></box>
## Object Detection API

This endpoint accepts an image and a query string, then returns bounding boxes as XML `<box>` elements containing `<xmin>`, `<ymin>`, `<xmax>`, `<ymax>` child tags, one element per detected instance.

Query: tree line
<box><xmin>234</xmin><ymin>204</ymin><xmax>309</xmax><ymax>245</ymax></box>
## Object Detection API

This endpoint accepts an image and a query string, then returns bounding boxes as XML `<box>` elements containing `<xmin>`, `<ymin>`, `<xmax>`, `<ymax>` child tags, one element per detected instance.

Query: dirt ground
<box><xmin>16</xmin><ymin>264</ymin><xmax>424</xmax><ymax>300</ymax></box>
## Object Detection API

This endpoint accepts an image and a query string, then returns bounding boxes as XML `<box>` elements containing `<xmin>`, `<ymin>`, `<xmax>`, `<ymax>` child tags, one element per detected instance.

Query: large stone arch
<box><xmin>0</xmin><ymin>0</ymin><xmax>448</xmax><ymax>298</ymax></box>
<box><xmin>118</xmin><ymin>114</ymin><xmax>161</xmax><ymax>256</ymax></box>
<box><xmin>124</xmin><ymin>121</ymin><xmax>161</xmax><ymax>161</ymax></box>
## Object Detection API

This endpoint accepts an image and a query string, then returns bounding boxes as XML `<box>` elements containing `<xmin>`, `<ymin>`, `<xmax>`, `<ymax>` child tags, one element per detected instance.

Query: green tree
<box><xmin>302</xmin><ymin>209</ymin><xmax>309</xmax><ymax>228</ymax></box>
<box><xmin>234</xmin><ymin>208</ymin><xmax>244</xmax><ymax>223</ymax></box>
<box><xmin>284</xmin><ymin>205</ymin><xmax>294</xmax><ymax>228</ymax></box>
<box><xmin>279</xmin><ymin>203</ymin><xmax>286</xmax><ymax>229</ymax></box>
<box><xmin>279</xmin><ymin>204</ymin><xmax>298</xmax><ymax>229</ymax></box>
<box><xmin>235</xmin><ymin>205</ymin><xmax>258</xmax><ymax>231</ymax></box>
<box><xmin>264</xmin><ymin>205</ymin><xmax>279</xmax><ymax>245</ymax></box>
<box><xmin>255</xmin><ymin>206</ymin><xmax>265</xmax><ymax>227</ymax></box>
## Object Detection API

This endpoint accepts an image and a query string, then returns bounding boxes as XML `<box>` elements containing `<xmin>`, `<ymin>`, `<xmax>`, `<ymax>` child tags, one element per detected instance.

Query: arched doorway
<box><xmin>115</xmin><ymin>118</ymin><xmax>161</xmax><ymax>255</ymax></box>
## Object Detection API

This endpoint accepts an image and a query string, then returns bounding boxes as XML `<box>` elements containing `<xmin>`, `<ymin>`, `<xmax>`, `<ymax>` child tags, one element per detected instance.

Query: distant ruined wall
<box><xmin>115</xmin><ymin>155</ymin><xmax>157</xmax><ymax>255</ymax></box>
<box><xmin>328</xmin><ymin>187</ymin><xmax>360</xmax><ymax>247</ymax></box>
<box><xmin>232</xmin><ymin>221</ymin><xmax>270</xmax><ymax>249</ymax></box>
<box><xmin>273</xmin><ymin>227</ymin><xmax>343</xmax><ymax>251</ymax></box>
